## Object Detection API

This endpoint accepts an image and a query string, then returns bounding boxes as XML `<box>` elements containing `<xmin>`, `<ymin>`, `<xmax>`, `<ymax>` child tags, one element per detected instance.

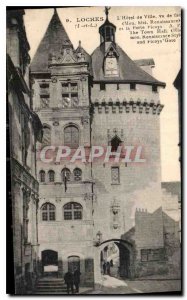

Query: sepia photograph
<box><xmin>6</xmin><ymin>5</ymin><xmax>181</xmax><ymax>295</ymax></box>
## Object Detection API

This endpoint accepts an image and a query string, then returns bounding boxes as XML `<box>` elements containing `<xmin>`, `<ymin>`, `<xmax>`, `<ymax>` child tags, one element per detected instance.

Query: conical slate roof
<box><xmin>91</xmin><ymin>43</ymin><xmax>165</xmax><ymax>86</ymax></box>
<box><xmin>31</xmin><ymin>9</ymin><xmax>73</xmax><ymax>73</ymax></box>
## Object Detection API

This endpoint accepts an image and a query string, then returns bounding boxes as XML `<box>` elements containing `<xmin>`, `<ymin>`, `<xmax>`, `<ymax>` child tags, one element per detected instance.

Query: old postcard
<box><xmin>7</xmin><ymin>6</ymin><xmax>181</xmax><ymax>295</ymax></box>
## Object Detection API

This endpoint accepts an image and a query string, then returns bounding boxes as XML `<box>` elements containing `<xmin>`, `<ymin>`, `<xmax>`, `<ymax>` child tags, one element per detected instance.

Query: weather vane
<box><xmin>105</xmin><ymin>6</ymin><xmax>111</xmax><ymax>18</ymax></box>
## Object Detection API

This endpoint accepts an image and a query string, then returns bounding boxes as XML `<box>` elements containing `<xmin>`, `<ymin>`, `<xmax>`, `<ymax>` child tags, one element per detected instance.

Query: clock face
<box><xmin>105</xmin><ymin>57</ymin><xmax>118</xmax><ymax>76</ymax></box>
<box><xmin>106</xmin><ymin>58</ymin><xmax>116</xmax><ymax>69</ymax></box>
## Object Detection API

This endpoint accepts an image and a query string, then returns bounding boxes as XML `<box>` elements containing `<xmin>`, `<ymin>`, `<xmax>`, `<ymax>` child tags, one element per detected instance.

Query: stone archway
<box><xmin>98</xmin><ymin>239</ymin><xmax>134</xmax><ymax>279</ymax></box>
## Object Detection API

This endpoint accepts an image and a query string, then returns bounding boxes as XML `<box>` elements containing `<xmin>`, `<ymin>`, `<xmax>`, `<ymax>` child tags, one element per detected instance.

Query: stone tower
<box><xmin>30</xmin><ymin>8</ymin><xmax>166</xmax><ymax>284</ymax></box>
<box><xmin>90</xmin><ymin>8</ymin><xmax>166</xmax><ymax>278</ymax></box>
<box><xmin>30</xmin><ymin>9</ymin><xmax>94</xmax><ymax>285</ymax></box>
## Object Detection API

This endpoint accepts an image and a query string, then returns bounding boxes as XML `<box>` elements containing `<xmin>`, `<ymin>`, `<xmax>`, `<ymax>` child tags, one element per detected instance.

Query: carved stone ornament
<box><xmin>51</xmin><ymin>77</ymin><xmax>57</xmax><ymax>83</ymax></box>
<box><xmin>84</xmin><ymin>193</ymin><xmax>92</xmax><ymax>201</ymax></box>
<box><xmin>107</xmin><ymin>129</ymin><xmax>124</xmax><ymax>142</ymax></box>
<box><xmin>56</xmin><ymin>197</ymin><xmax>61</xmax><ymax>203</ymax></box>
<box><xmin>53</xmin><ymin>121</ymin><xmax>59</xmax><ymax>126</ymax></box>
<box><xmin>81</xmin><ymin>75</ymin><xmax>87</xmax><ymax>81</ymax></box>
<box><xmin>111</xmin><ymin>198</ymin><xmax>120</xmax><ymax>229</ymax></box>
<box><xmin>81</xmin><ymin>115</ymin><xmax>89</xmax><ymax>125</ymax></box>
<box><xmin>84</xmin><ymin>193</ymin><xmax>97</xmax><ymax>202</ymax></box>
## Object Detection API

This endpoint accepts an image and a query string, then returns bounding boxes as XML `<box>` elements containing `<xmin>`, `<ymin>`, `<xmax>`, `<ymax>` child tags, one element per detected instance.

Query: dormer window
<box><xmin>105</xmin><ymin>48</ymin><xmax>119</xmax><ymax>77</ymax></box>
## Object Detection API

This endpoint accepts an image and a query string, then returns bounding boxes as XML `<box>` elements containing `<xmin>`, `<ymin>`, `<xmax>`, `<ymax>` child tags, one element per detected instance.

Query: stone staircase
<box><xmin>34</xmin><ymin>278</ymin><xmax>67</xmax><ymax>294</ymax></box>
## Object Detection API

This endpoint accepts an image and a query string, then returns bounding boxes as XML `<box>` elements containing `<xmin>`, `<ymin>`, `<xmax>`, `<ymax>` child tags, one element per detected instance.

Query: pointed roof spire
<box><xmin>100</xmin><ymin>6</ymin><xmax>116</xmax><ymax>29</ymax></box>
<box><xmin>105</xmin><ymin>6</ymin><xmax>111</xmax><ymax>19</ymax></box>
<box><xmin>31</xmin><ymin>8</ymin><xmax>73</xmax><ymax>72</ymax></box>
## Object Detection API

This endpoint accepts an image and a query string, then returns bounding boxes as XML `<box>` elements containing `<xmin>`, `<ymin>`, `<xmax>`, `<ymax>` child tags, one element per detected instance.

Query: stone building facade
<box><xmin>30</xmin><ymin>8</ymin><xmax>179</xmax><ymax>286</ymax></box>
<box><xmin>173</xmin><ymin>69</ymin><xmax>181</xmax><ymax>164</ymax></box>
<box><xmin>7</xmin><ymin>9</ymin><xmax>42</xmax><ymax>294</ymax></box>
<box><xmin>173</xmin><ymin>70</ymin><xmax>181</xmax><ymax>245</ymax></box>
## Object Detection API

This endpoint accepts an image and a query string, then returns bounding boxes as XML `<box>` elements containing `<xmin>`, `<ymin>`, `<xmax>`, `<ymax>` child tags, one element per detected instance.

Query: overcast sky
<box><xmin>24</xmin><ymin>6</ymin><xmax>181</xmax><ymax>182</ymax></box>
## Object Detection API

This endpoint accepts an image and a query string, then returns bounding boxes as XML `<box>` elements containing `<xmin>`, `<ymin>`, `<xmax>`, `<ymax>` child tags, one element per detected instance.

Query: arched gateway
<box><xmin>98</xmin><ymin>239</ymin><xmax>135</xmax><ymax>279</ymax></box>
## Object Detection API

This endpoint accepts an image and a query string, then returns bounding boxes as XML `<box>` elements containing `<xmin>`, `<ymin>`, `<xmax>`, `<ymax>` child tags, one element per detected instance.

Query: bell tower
<box><xmin>91</xmin><ymin>6</ymin><xmax>166</xmax><ymax>259</ymax></box>
<box><xmin>99</xmin><ymin>7</ymin><xmax>116</xmax><ymax>44</ymax></box>
<box><xmin>99</xmin><ymin>8</ymin><xmax>119</xmax><ymax>77</ymax></box>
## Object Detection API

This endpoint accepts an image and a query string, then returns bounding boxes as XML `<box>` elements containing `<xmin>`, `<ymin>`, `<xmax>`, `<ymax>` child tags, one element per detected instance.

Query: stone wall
<box><xmin>7</xmin><ymin>11</ymin><xmax>41</xmax><ymax>293</ymax></box>
<box><xmin>91</xmin><ymin>83</ymin><xmax>163</xmax><ymax>245</ymax></box>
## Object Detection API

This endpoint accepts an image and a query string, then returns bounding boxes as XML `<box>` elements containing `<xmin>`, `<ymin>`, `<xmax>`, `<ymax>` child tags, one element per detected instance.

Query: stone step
<box><xmin>38</xmin><ymin>278</ymin><xmax>64</xmax><ymax>282</ymax></box>
<box><xmin>35</xmin><ymin>291</ymin><xmax>67</xmax><ymax>295</ymax></box>
<box><xmin>36</xmin><ymin>288</ymin><xmax>66</xmax><ymax>292</ymax></box>
<box><xmin>36</xmin><ymin>286</ymin><xmax>65</xmax><ymax>289</ymax></box>
<box><xmin>37</xmin><ymin>282</ymin><xmax>64</xmax><ymax>286</ymax></box>
<box><xmin>36</xmin><ymin>286</ymin><xmax>66</xmax><ymax>290</ymax></box>
<box><xmin>34</xmin><ymin>277</ymin><xmax>69</xmax><ymax>294</ymax></box>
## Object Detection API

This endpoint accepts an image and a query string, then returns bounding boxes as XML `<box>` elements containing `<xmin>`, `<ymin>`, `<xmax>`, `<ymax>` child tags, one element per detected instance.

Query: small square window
<box><xmin>130</xmin><ymin>83</ymin><xmax>136</xmax><ymax>90</ymax></box>
<box><xmin>61</xmin><ymin>83</ymin><xmax>69</xmax><ymax>92</ymax></box>
<box><xmin>70</xmin><ymin>83</ymin><xmax>78</xmax><ymax>91</ymax></box>
<box><xmin>71</xmin><ymin>93</ymin><xmax>78</xmax><ymax>98</ymax></box>
<box><xmin>141</xmin><ymin>249</ymin><xmax>148</xmax><ymax>262</ymax></box>
<box><xmin>74</xmin><ymin>211</ymin><xmax>82</xmax><ymax>220</ymax></box>
<box><xmin>49</xmin><ymin>212</ymin><xmax>55</xmax><ymax>221</ymax></box>
<box><xmin>64</xmin><ymin>211</ymin><xmax>72</xmax><ymax>220</ymax></box>
<box><xmin>40</xmin><ymin>83</ymin><xmax>49</xmax><ymax>89</ymax></box>
<box><xmin>42</xmin><ymin>212</ymin><xmax>48</xmax><ymax>221</ymax></box>
<box><xmin>152</xmin><ymin>85</ymin><xmax>158</xmax><ymax>93</ymax></box>
<box><xmin>111</xmin><ymin>167</ymin><xmax>120</xmax><ymax>184</ymax></box>
<box><xmin>62</xmin><ymin>93</ymin><xmax>69</xmax><ymax>98</ymax></box>
<box><xmin>100</xmin><ymin>83</ymin><xmax>106</xmax><ymax>91</ymax></box>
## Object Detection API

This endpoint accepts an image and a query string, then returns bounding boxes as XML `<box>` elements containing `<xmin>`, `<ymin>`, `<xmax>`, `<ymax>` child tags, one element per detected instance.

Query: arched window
<box><xmin>111</xmin><ymin>136</ymin><xmax>122</xmax><ymax>152</ymax></box>
<box><xmin>39</xmin><ymin>170</ymin><xmax>45</xmax><ymax>182</ymax></box>
<box><xmin>61</xmin><ymin>168</ymin><xmax>71</xmax><ymax>182</ymax></box>
<box><xmin>48</xmin><ymin>170</ymin><xmax>55</xmax><ymax>182</ymax></box>
<box><xmin>63</xmin><ymin>202</ymin><xmax>82</xmax><ymax>220</ymax></box>
<box><xmin>73</xmin><ymin>168</ymin><xmax>82</xmax><ymax>181</ymax></box>
<box><xmin>42</xmin><ymin>124</ymin><xmax>51</xmax><ymax>145</ymax></box>
<box><xmin>64</xmin><ymin>125</ymin><xmax>79</xmax><ymax>148</ymax></box>
<box><xmin>41</xmin><ymin>203</ymin><xmax>56</xmax><ymax>221</ymax></box>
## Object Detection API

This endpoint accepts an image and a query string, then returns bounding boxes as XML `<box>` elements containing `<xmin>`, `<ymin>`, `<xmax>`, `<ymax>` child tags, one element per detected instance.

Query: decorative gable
<box><xmin>104</xmin><ymin>45</ymin><xmax>119</xmax><ymax>77</ymax></box>
<box><xmin>104</xmin><ymin>43</ymin><xmax>119</xmax><ymax>58</ymax></box>
<box><xmin>61</xmin><ymin>48</ymin><xmax>77</xmax><ymax>64</ymax></box>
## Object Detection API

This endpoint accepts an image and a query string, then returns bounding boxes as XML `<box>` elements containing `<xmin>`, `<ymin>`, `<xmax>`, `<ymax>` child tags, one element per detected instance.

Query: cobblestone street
<box><xmin>84</xmin><ymin>275</ymin><xmax>181</xmax><ymax>295</ymax></box>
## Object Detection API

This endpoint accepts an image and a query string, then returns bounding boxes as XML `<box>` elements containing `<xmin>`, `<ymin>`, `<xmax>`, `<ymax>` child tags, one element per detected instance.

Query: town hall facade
<box><xmin>30</xmin><ymin>8</ymin><xmax>180</xmax><ymax>287</ymax></box>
